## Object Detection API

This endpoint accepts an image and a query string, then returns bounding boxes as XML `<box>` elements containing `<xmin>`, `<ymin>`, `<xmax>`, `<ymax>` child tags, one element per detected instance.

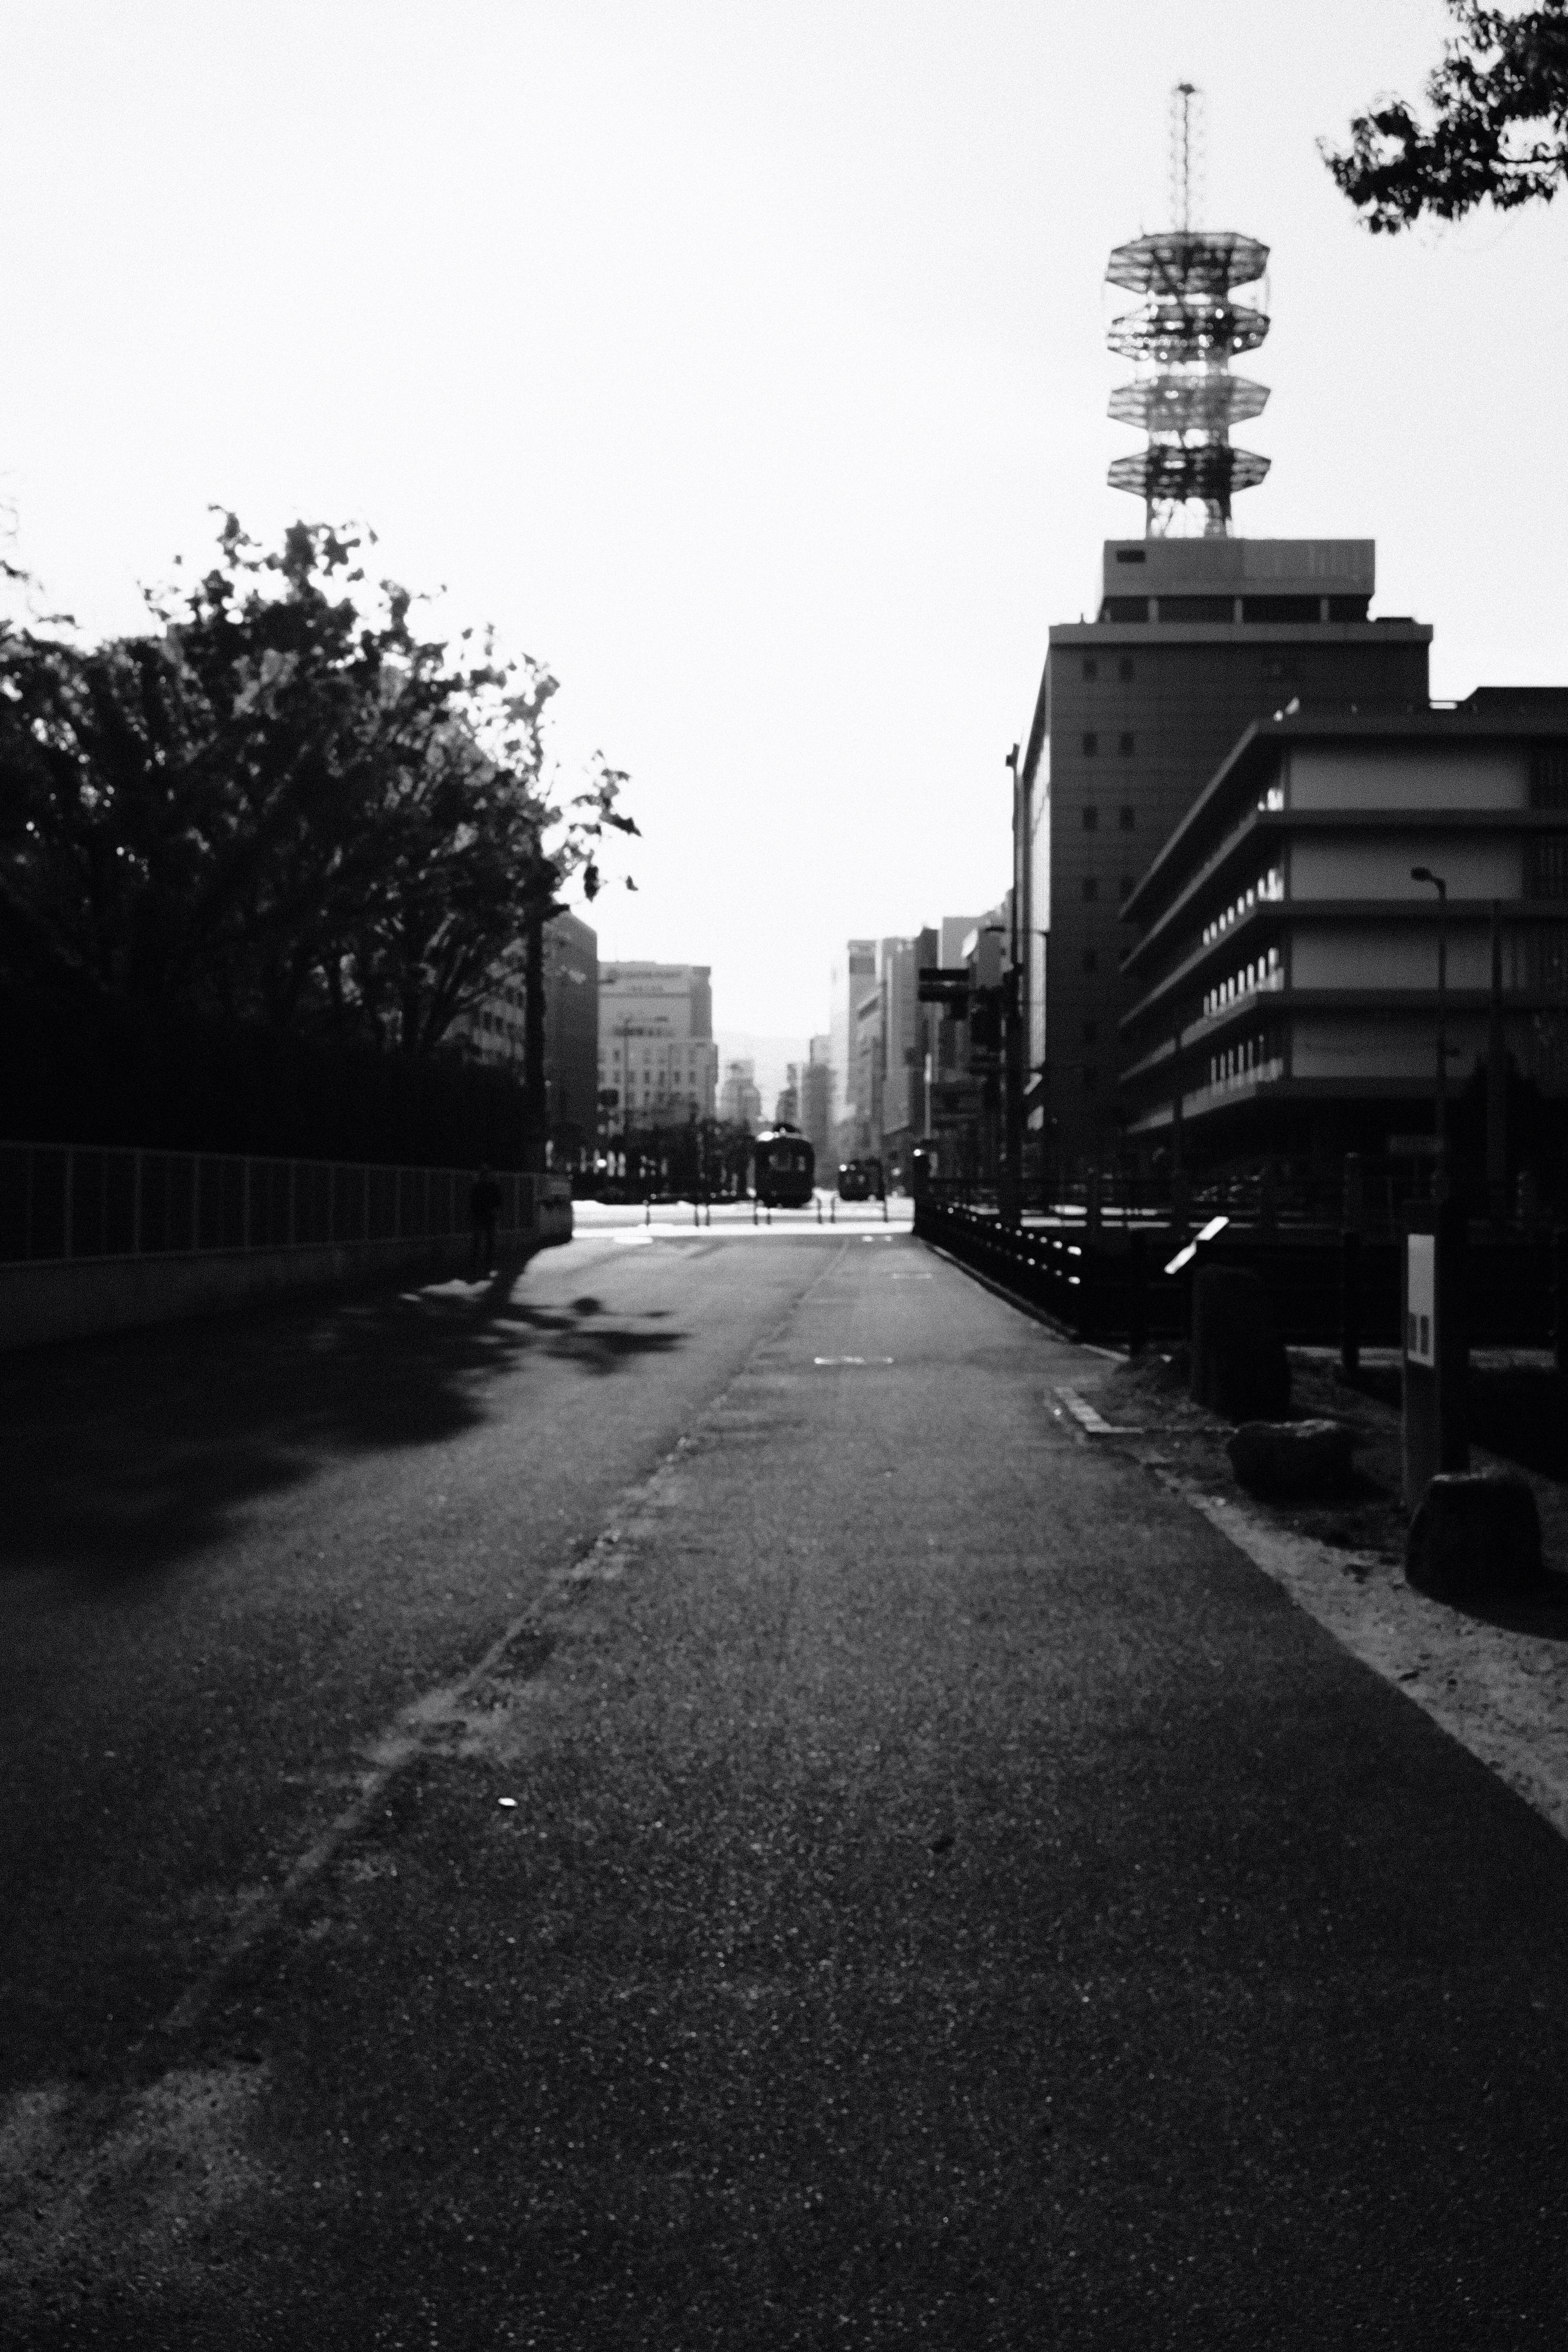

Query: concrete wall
<box><xmin>1</xmin><ymin>1193</ymin><xmax>572</xmax><ymax>1354</ymax></box>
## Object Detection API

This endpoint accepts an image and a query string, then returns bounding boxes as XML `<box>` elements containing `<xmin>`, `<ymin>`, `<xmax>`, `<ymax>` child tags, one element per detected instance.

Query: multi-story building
<box><xmin>1119</xmin><ymin>694</ymin><xmax>1568</xmax><ymax>1178</ymax></box>
<box><xmin>829</xmin><ymin>940</ymin><xmax>876</xmax><ymax>1154</ymax></box>
<box><xmin>599</xmin><ymin>962</ymin><xmax>712</xmax><ymax>1045</ymax></box>
<box><xmin>1014</xmin><ymin>537</ymin><xmax>1431</xmax><ymax>1177</ymax></box>
<box><xmin>598</xmin><ymin>960</ymin><xmax>717</xmax><ymax>1132</ymax></box>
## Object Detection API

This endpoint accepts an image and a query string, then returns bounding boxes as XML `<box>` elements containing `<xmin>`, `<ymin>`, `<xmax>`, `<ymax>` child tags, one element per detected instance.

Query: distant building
<box><xmin>719</xmin><ymin>1058</ymin><xmax>763</xmax><ymax>1129</ymax></box>
<box><xmin>599</xmin><ymin>960</ymin><xmax>717</xmax><ymax>1131</ymax></box>
<box><xmin>829</xmin><ymin>940</ymin><xmax>876</xmax><ymax>1153</ymax></box>
<box><xmin>798</xmin><ymin>1037</ymin><xmax>831</xmax><ymax>1160</ymax></box>
<box><xmin>1119</xmin><ymin>694</ymin><xmax>1568</xmax><ymax>1176</ymax></box>
<box><xmin>600</xmin><ymin>962</ymin><xmax>712</xmax><ymax>1043</ymax></box>
<box><xmin>775</xmin><ymin>1066</ymin><xmax>800</xmax><ymax>1126</ymax></box>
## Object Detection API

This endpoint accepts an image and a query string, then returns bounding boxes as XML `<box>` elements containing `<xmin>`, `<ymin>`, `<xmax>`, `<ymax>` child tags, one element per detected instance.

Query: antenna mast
<box><xmin>1106</xmin><ymin>83</ymin><xmax>1271</xmax><ymax>538</ymax></box>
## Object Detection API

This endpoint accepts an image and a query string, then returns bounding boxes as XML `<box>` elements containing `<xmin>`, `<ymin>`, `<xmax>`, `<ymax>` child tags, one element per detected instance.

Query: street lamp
<box><xmin>1411</xmin><ymin>866</ymin><xmax>1449</xmax><ymax>1198</ymax></box>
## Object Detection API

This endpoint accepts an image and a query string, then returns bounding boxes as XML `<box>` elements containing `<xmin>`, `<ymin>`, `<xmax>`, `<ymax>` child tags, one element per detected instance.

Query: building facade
<box><xmin>718</xmin><ymin>1058</ymin><xmax>763</xmax><ymax>1129</ymax></box>
<box><xmin>1118</xmin><ymin>695</ymin><xmax>1568</xmax><ymax>1179</ymax></box>
<box><xmin>598</xmin><ymin>961</ymin><xmax>717</xmax><ymax>1132</ymax></box>
<box><xmin>798</xmin><ymin>1037</ymin><xmax>831</xmax><ymax>1161</ymax></box>
<box><xmin>1014</xmin><ymin>539</ymin><xmax>1432</xmax><ymax>1178</ymax></box>
<box><xmin>828</xmin><ymin>940</ymin><xmax>876</xmax><ymax>1155</ymax></box>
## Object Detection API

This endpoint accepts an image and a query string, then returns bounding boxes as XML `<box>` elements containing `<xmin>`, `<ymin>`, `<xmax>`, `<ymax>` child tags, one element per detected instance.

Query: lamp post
<box><xmin>1411</xmin><ymin>866</ymin><xmax>1449</xmax><ymax>1199</ymax></box>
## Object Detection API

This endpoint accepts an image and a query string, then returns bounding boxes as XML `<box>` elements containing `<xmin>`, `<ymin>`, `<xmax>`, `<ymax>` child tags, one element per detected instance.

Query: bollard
<box><xmin>752</xmin><ymin>1195</ymin><xmax>758</xmax><ymax>1227</ymax></box>
<box><xmin>830</xmin><ymin>1197</ymin><xmax>837</xmax><ymax>1225</ymax></box>
<box><xmin>645</xmin><ymin>1196</ymin><xmax>651</xmax><ymax>1226</ymax></box>
<box><xmin>693</xmin><ymin>1198</ymin><xmax>700</xmax><ymax>1229</ymax></box>
<box><xmin>1340</xmin><ymin>1229</ymin><xmax>1362</xmax><ymax>1378</ymax></box>
<box><xmin>882</xmin><ymin>1194</ymin><xmax>889</xmax><ymax>1224</ymax></box>
<box><xmin>705</xmin><ymin>1198</ymin><xmax>711</xmax><ymax>1228</ymax></box>
<box><xmin>817</xmin><ymin>1195</ymin><xmax>823</xmax><ymax>1226</ymax></box>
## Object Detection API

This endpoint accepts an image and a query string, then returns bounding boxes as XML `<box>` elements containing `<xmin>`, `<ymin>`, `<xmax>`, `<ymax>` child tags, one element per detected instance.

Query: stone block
<box><xmin>1190</xmin><ymin>1265</ymin><xmax>1289</xmax><ymax>1420</ymax></box>
<box><xmin>1227</xmin><ymin>1418</ymin><xmax>1356</xmax><ymax>1501</ymax></box>
<box><xmin>1405</xmin><ymin>1471</ymin><xmax>1544</xmax><ymax>1602</ymax></box>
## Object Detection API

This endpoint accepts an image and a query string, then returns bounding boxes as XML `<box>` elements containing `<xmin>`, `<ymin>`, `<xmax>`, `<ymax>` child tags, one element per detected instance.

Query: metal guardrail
<box><xmin>916</xmin><ymin>1196</ymin><xmax>1567</xmax><ymax>1354</ymax></box>
<box><xmin>0</xmin><ymin>1143</ymin><xmax>542</xmax><ymax>1266</ymax></box>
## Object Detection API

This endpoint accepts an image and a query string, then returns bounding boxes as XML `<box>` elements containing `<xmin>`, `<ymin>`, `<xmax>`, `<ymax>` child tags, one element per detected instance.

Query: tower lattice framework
<box><xmin>1106</xmin><ymin>84</ymin><xmax>1271</xmax><ymax>538</ymax></box>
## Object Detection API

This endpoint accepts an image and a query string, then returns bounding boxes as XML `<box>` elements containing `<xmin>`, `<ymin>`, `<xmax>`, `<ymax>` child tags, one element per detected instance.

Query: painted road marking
<box><xmin>813</xmin><ymin>1356</ymin><xmax>895</xmax><ymax>1366</ymax></box>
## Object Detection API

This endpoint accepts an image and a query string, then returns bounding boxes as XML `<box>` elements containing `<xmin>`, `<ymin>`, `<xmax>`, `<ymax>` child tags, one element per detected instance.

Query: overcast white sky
<box><xmin>4</xmin><ymin>2</ymin><xmax>1564</xmax><ymax>1040</ymax></box>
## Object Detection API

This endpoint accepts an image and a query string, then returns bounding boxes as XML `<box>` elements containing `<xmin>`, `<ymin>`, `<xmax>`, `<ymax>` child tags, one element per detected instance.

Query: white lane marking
<box><xmin>813</xmin><ymin>1356</ymin><xmax>894</xmax><ymax>1366</ymax></box>
<box><xmin>1056</xmin><ymin>1386</ymin><xmax>1143</xmax><ymax>1436</ymax></box>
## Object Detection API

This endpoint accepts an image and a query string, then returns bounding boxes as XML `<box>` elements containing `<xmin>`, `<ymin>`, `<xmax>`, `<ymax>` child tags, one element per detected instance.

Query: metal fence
<box><xmin>1</xmin><ymin>1143</ymin><xmax>539</xmax><ymax>1266</ymax></box>
<box><xmin>915</xmin><ymin>1196</ymin><xmax>1568</xmax><ymax>1355</ymax></box>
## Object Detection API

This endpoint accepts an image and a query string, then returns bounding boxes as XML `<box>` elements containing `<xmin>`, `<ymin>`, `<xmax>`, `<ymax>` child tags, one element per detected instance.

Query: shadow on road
<box><xmin>0</xmin><ymin>1261</ymin><xmax>684</xmax><ymax>1582</ymax></box>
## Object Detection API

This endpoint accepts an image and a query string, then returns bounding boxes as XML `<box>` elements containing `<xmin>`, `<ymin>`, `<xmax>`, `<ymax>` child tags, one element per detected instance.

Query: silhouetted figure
<box><xmin>469</xmin><ymin>1164</ymin><xmax>502</xmax><ymax>1279</ymax></box>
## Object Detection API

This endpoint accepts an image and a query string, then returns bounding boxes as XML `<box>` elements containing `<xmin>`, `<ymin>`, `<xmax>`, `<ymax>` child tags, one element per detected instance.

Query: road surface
<box><xmin>4</xmin><ymin>1210</ymin><xmax>1567</xmax><ymax>2346</ymax></box>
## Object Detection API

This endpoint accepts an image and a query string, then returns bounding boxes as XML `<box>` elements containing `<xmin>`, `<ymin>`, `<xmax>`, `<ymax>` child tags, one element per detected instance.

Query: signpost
<box><xmin>1402</xmin><ymin>1203</ymin><xmax>1467</xmax><ymax>1509</ymax></box>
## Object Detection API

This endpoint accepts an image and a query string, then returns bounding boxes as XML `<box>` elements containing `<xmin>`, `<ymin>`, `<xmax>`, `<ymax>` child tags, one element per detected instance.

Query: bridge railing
<box><xmin>0</xmin><ymin>1142</ymin><xmax>545</xmax><ymax>1266</ymax></box>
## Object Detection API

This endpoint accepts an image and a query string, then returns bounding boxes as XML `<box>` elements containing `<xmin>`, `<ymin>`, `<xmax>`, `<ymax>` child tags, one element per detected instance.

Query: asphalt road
<box><xmin>4</xmin><ymin>1220</ymin><xmax>1568</xmax><ymax>2347</ymax></box>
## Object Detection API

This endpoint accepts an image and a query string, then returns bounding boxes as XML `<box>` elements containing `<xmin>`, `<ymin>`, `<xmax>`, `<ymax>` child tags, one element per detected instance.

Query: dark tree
<box><xmin>1324</xmin><ymin>3</ymin><xmax>1568</xmax><ymax>229</ymax></box>
<box><xmin>0</xmin><ymin>516</ymin><xmax>635</xmax><ymax>1088</ymax></box>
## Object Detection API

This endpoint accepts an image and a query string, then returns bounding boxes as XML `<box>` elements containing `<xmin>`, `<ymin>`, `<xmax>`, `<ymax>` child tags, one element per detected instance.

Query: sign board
<box><xmin>1406</xmin><ymin>1233</ymin><xmax>1435</xmax><ymax>1366</ymax></box>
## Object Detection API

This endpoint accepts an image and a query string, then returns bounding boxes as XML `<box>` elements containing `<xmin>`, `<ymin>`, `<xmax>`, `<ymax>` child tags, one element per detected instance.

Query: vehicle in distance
<box><xmin>837</xmin><ymin>1158</ymin><xmax>885</xmax><ymax>1203</ymax></box>
<box><xmin>753</xmin><ymin>1124</ymin><xmax>816</xmax><ymax>1208</ymax></box>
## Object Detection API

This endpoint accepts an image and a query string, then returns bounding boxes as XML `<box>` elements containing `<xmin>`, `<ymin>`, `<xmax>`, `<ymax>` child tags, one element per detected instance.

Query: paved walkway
<box><xmin>4</xmin><ymin>1228</ymin><xmax>1567</xmax><ymax>2345</ymax></box>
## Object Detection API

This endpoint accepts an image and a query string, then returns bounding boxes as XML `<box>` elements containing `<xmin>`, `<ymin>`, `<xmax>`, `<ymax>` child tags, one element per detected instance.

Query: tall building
<box><xmin>1014</xmin><ymin>168</ymin><xmax>1433</xmax><ymax>1179</ymax></box>
<box><xmin>1017</xmin><ymin>551</ymin><xmax>1430</xmax><ymax>1179</ymax></box>
<box><xmin>828</xmin><ymin>940</ymin><xmax>876</xmax><ymax>1152</ymax></box>
<box><xmin>598</xmin><ymin>961</ymin><xmax>717</xmax><ymax>1130</ymax></box>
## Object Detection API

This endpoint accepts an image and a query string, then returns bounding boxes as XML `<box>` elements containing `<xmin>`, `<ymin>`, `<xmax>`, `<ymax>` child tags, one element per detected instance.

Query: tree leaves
<box><xmin>1323</xmin><ymin>2</ymin><xmax>1568</xmax><ymax>230</ymax></box>
<box><xmin>0</xmin><ymin>516</ymin><xmax>634</xmax><ymax>1057</ymax></box>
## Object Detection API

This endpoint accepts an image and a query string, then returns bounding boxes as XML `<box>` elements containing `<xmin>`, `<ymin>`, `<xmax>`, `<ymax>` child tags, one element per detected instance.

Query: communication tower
<box><xmin>1106</xmin><ymin>84</ymin><xmax>1271</xmax><ymax>538</ymax></box>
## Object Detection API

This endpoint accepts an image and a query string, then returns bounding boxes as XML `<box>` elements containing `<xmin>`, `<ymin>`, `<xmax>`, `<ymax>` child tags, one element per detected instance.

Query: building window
<box><xmin>1082</xmin><ymin>657</ymin><xmax>1098</xmax><ymax>681</ymax></box>
<box><xmin>1082</xmin><ymin>805</ymin><xmax>1098</xmax><ymax>830</ymax></box>
<box><xmin>1082</xmin><ymin>877</ymin><xmax>1098</xmax><ymax>902</ymax></box>
<box><xmin>1119</xmin><ymin>805</ymin><xmax>1135</xmax><ymax>830</ymax></box>
<box><xmin>1083</xmin><ymin>949</ymin><xmax>1098</xmax><ymax>973</ymax></box>
<box><xmin>1118</xmin><ymin>656</ymin><xmax>1134</xmax><ymax>681</ymax></box>
<box><xmin>1082</xmin><ymin>731</ymin><xmax>1098</xmax><ymax>756</ymax></box>
<box><xmin>1118</xmin><ymin>731</ymin><xmax>1135</xmax><ymax>756</ymax></box>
